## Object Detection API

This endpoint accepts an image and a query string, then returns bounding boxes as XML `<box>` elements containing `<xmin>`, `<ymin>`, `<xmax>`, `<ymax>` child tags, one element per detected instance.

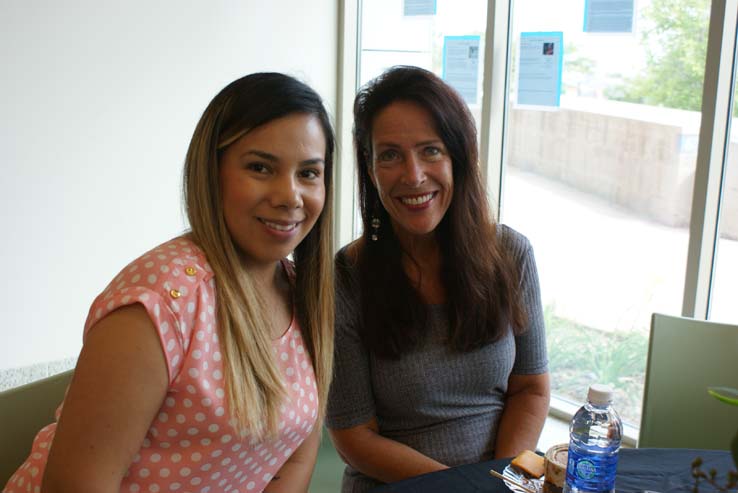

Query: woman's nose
<box><xmin>401</xmin><ymin>154</ymin><xmax>426</xmax><ymax>187</ymax></box>
<box><xmin>272</xmin><ymin>175</ymin><xmax>303</xmax><ymax>209</ymax></box>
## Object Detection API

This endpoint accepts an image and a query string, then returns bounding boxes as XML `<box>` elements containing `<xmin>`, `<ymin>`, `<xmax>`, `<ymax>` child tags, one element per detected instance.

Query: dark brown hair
<box><xmin>351</xmin><ymin>65</ymin><xmax>525</xmax><ymax>358</ymax></box>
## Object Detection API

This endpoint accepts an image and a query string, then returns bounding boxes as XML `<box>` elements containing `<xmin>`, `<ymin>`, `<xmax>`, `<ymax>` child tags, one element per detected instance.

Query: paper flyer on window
<box><xmin>584</xmin><ymin>0</ymin><xmax>634</xmax><ymax>33</ymax></box>
<box><xmin>516</xmin><ymin>32</ymin><xmax>563</xmax><ymax>107</ymax></box>
<box><xmin>403</xmin><ymin>0</ymin><xmax>436</xmax><ymax>16</ymax></box>
<box><xmin>442</xmin><ymin>35</ymin><xmax>480</xmax><ymax>104</ymax></box>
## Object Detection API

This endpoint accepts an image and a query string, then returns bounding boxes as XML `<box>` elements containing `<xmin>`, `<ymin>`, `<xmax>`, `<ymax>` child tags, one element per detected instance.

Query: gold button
<box><xmin>170</xmin><ymin>289</ymin><xmax>181</xmax><ymax>299</ymax></box>
<box><xmin>185</xmin><ymin>266</ymin><xmax>197</xmax><ymax>276</ymax></box>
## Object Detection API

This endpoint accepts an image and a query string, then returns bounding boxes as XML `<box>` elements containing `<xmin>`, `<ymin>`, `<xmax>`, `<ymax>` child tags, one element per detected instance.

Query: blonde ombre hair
<box><xmin>183</xmin><ymin>73</ymin><xmax>334</xmax><ymax>439</ymax></box>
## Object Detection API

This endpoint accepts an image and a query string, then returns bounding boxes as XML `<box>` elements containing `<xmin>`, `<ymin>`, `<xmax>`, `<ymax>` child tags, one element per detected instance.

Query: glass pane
<box><xmin>501</xmin><ymin>0</ymin><xmax>711</xmax><ymax>427</ymax></box>
<box><xmin>709</xmin><ymin>46</ymin><xmax>738</xmax><ymax>324</ymax></box>
<box><xmin>359</xmin><ymin>0</ymin><xmax>487</xmax><ymax>128</ymax></box>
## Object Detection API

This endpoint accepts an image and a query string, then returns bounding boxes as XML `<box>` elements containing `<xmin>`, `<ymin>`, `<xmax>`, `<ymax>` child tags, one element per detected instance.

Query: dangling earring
<box><xmin>371</xmin><ymin>216</ymin><xmax>381</xmax><ymax>241</ymax></box>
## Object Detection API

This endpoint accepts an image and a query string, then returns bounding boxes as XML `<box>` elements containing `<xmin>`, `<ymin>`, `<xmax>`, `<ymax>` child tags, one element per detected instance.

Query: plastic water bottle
<box><xmin>563</xmin><ymin>384</ymin><xmax>623</xmax><ymax>493</ymax></box>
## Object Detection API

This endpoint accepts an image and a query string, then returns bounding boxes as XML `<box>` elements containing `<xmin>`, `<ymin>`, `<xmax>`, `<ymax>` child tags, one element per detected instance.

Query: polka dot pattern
<box><xmin>4</xmin><ymin>236</ymin><xmax>318</xmax><ymax>493</ymax></box>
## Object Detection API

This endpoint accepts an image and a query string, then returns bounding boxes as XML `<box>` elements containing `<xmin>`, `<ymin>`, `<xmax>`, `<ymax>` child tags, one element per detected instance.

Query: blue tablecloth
<box><xmin>370</xmin><ymin>448</ymin><xmax>734</xmax><ymax>493</ymax></box>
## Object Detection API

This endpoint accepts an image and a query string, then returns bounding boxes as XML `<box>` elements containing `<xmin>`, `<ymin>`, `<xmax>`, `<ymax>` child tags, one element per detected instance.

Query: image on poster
<box><xmin>584</xmin><ymin>0</ymin><xmax>634</xmax><ymax>33</ymax></box>
<box><xmin>442</xmin><ymin>35</ymin><xmax>480</xmax><ymax>104</ymax></box>
<box><xmin>404</xmin><ymin>0</ymin><xmax>436</xmax><ymax>16</ymax></box>
<box><xmin>517</xmin><ymin>32</ymin><xmax>563</xmax><ymax>107</ymax></box>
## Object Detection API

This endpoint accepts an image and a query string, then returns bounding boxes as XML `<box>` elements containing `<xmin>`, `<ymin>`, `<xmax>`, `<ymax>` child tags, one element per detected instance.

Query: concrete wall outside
<box><xmin>506</xmin><ymin>101</ymin><xmax>738</xmax><ymax>240</ymax></box>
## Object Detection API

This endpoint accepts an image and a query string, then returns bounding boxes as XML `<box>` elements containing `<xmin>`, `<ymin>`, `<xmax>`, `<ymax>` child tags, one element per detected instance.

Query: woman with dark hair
<box><xmin>5</xmin><ymin>73</ymin><xmax>335</xmax><ymax>493</ymax></box>
<box><xmin>326</xmin><ymin>66</ymin><xmax>550</xmax><ymax>492</ymax></box>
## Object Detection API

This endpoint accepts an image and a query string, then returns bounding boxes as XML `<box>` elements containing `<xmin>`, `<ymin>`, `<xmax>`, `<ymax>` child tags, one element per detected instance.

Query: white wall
<box><xmin>0</xmin><ymin>0</ymin><xmax>338</xmax><ymax>370</ymax></box>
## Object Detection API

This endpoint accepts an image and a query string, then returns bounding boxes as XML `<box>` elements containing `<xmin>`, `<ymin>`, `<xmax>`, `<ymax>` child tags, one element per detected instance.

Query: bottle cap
<box><xmin>587</xmin><ymin>383</ymin><xmax>613</xmax><ymax>405</ymax></box>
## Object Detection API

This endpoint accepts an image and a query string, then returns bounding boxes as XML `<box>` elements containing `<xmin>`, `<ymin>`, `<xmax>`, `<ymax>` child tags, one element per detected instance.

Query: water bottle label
<box><xmin>565</xmin><ymin>444</ymin><xmax>618</xmax><ymax>493</ymax></box>
<box><xmin>574</xmin><ymin>459</ymin><xmax>596</xmax><ymax>480</ymax></box>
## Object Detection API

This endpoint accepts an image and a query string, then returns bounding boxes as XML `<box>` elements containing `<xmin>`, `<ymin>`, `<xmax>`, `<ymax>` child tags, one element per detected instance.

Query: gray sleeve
<box><xmin>325</xmin><ymin>251</ymin><xmax>377</xmax><ymax>429</ymax></box>
<box><xmin>507</xmin><ymin>229</ymin><xmax>549</xmax><ymax>375</ymax></box>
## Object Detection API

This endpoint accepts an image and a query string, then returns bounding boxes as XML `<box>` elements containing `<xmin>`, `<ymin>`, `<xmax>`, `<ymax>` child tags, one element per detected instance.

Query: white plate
<box><xmin>501</xmin><ymin>464</ymin><xmax>544</xmax><ymax>493</ymax></box>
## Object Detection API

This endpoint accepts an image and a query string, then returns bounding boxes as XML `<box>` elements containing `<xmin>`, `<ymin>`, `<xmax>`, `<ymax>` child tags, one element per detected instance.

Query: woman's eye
<box><xmin>299</xmin><ymin>168</ymin><xmax>321</xmax><ymax>179</ymax></box>
<box><xmin>424</xmin><ymin>146</ymin><xmax>442</xmax><ymax>157</ymax></box>
<box><xmin>376</xmin><ymin>149</ymin><xmax>400</xmax><ymax>162</ymax></box>
<box><xmin>247</xmin><ymin>162</ymin><xmax>270</xmax><ymax>174</ymax></box>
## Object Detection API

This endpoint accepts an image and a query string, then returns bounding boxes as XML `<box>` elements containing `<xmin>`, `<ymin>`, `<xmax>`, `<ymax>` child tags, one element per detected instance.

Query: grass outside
<box><xmin>545</xmin><ymin>304</ymin><xmax>649</xmax><ymax>426</ymax></box>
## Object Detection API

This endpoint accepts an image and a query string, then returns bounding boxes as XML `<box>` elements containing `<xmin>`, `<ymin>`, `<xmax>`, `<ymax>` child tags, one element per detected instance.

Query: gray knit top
<box><xmin>325</xmin><ymin>225</ymin><xmax>548</xmax><ymax>493</ymax></box>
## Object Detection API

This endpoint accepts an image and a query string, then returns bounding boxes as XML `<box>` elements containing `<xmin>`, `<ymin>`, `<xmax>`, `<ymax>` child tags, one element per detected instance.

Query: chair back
<box><xmin>639</xmin><ymin>313</ymin><xmax>738</xmax><ymax>449</ymax></box>
<box><xmin>0</xmin><ymin>370</ymin><xmax>73</xmax><ymax>486</ymax></box>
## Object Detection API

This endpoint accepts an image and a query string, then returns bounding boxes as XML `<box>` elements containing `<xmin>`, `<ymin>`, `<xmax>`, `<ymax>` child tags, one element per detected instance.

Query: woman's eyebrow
<box><xmin>243</xmin><ymin>149</ymin><xmax>324</xmax><ymax>166</ymax></box>
<box><xmin>242</xmin><ymin>149</ymin><xmax>278</xmax><ymax>161</ymax></box>
<box><xmin>414</xmin><ymin>139</ymin><xmax>444</xmax><ymax>147</ymax></box>
<box><xmin>375</xmin><ymin>139</ymin><xmax>443</xmax><ymax>148</ymax></box>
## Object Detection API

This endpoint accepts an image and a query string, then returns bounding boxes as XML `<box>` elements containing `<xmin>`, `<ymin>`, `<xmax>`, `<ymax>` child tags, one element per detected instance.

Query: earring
<box><xmin>371</xmin><ymin>216</ymin><xmax>381</xmax><ymax>241</ymax></box>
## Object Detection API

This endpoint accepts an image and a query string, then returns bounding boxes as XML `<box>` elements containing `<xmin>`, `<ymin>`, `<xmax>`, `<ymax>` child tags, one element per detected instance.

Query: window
<box><xmin>499</xmin><ymin>0</ymin><xmax>711</xmax><ymax>428</ymax></box>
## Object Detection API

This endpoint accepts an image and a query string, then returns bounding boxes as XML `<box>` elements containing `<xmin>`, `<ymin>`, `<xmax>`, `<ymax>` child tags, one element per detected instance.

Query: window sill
<box><xmin>543</xmin><ymin>395</ymin><xmax>639</xmax><ymax>449</ymax></box>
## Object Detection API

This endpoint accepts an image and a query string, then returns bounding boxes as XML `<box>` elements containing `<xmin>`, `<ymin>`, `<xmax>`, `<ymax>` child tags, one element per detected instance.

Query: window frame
<box><xmin>682</xmin><ymin>0</ymin><xmax>738</xmax><ymax>319</ymax></box>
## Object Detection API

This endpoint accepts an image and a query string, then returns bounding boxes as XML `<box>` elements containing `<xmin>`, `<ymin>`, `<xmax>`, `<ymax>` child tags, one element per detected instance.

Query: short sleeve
<box><xmin>509</xmin><ymin>232</ymin><xmax>548</xmax><ymax>375</ymax></box>
<box><xmin>83</xmin><ymin>243</ymin><xmax>211</xmax><ymax>385</ymax></box>
<box><xmin>325</xmin><ymin>249</ymin><xmax>377</xmax><ymax>429</ymax></box>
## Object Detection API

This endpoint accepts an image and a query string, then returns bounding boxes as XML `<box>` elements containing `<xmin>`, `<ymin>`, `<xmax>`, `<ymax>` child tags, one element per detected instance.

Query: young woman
<box><xmin>5</xmin><ymin>72</ymin><xmax>334</xmax><ymax>493</ymax></box>
<box><xmin>326</xmin><ymin>66</ymin><xmax>550</xmax><ymax>492</ymax></box>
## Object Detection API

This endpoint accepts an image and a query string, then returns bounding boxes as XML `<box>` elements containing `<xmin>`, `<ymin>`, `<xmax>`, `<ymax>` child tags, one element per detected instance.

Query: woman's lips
<box><xmin>398</xmin><ymin>191</ymin><xmax>437</xmax><ymax>207</ymax></box>
<box><xmin>258</xmin><ymin>218</ymin><xmax>301</xmax><ymax>234</ymax></box>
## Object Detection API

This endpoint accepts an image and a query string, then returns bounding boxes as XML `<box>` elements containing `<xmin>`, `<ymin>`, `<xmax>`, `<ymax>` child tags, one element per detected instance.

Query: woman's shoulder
<box><xmin>496</xmin><ymin>223</ymin><xmax>533</xmax><ymax>256</ymax></box>
<box><xmin>106</xmin><ymin>235</ymin><xmax>213</xmax><ymax>291</ymax></box>
<box><xmin>84</xmin><ymin>235</ymin><xmax>216</xmax><ymax>383</ymax></box>
<box><xmin>87</xmin><ymin>235</ymin><xmax>214</xmax><ymax>333</ymax></box>
<box><xmin>334</xmin><ymin>239</ymin><xmax>363</xmax><ymax>308</ymax></box>
<box><xmin>335</xmin><ymin>238</ymin><xmax>363</xmax><ymax>271</ymax></box>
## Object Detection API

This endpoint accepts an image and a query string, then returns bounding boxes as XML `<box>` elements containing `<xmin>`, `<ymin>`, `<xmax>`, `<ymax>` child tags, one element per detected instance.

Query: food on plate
<box><xmin>511</xmin><ymin>449</ymin><xmax>545</xmax><ymax>478</ymax></box>
<box><xmin>543</xmin><ymin>444</ymin><xmax>568</xmax><ymax>493</ymax></box>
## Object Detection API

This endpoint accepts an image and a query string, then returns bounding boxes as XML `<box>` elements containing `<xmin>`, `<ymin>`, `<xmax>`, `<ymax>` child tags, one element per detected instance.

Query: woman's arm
<box><xmin>328</xmin><ymin>247</ymin><xmax>448</xmax><ymax>483</ymax></box>
<box><xmin>493</xmin><ymin>372</ymin><xmax>551</xmax><ymax>459</ymax></box>
<box><xmin>329</xmin><ymin>418</ymin><xmax>449</xmax><ymax>484</ymax></box>
<box><xmin>42</xmin><ymin>304</ymin><xmax>169</xmax><ymax>493</ymax></box>
<box><xmin>263</xmin><ymin>425</ymin><xmax>320</xmax><ymax>493</ymax></box>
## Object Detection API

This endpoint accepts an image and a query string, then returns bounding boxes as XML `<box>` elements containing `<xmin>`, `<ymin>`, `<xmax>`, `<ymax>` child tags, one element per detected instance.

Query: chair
<box><xmin>0</xmin><ymin>369</ymin><xmax>73</xmax><ymax>486</ymax></box>
<box><xmin>639</xmin><ymin>313</ymin><xmax>738</xmax><ymax>449</ymax></box>
<box><xmin>308</xmin><ymin>427</ymin><xmax>345</xmax><ymax>493</ymax></box>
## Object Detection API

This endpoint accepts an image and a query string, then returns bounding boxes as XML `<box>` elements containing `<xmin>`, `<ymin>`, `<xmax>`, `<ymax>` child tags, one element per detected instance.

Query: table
<box><xmin>370</xmin><ymin>448</ymin><xmax>735</xmax><ymax>493</ymax></box>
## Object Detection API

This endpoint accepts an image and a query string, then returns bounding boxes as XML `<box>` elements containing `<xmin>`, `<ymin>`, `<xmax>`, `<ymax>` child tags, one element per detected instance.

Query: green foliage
<box><xmin>563</xmin><ymin>43</ymin><xmax>597</xmax><ymax>96</ymax></box>
<box><xmin>564</xmin><ymin>43</ymin><xmax>596</xmax><ymax>76</ymax></box>
<box><xmin>545</xmin><ymin>304</ymin><xmax>648</xmax><ymax>425</ymax></box>
<box><xmin>709</xmin><ymin>387</ymin><xmax>738</xmax><ymax>406</ymax></box>
<box><xmin>605</xmin><ymin>0</ymin><xmax>710</xmax><ymax>111</ymax></box>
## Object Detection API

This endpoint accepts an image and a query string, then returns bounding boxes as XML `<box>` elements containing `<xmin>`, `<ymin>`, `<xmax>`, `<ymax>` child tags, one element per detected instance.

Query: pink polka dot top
<box><xmin>4</xmin><ymin>236</ymin><xmax>319</xmax><ymax>493</ymax></box>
